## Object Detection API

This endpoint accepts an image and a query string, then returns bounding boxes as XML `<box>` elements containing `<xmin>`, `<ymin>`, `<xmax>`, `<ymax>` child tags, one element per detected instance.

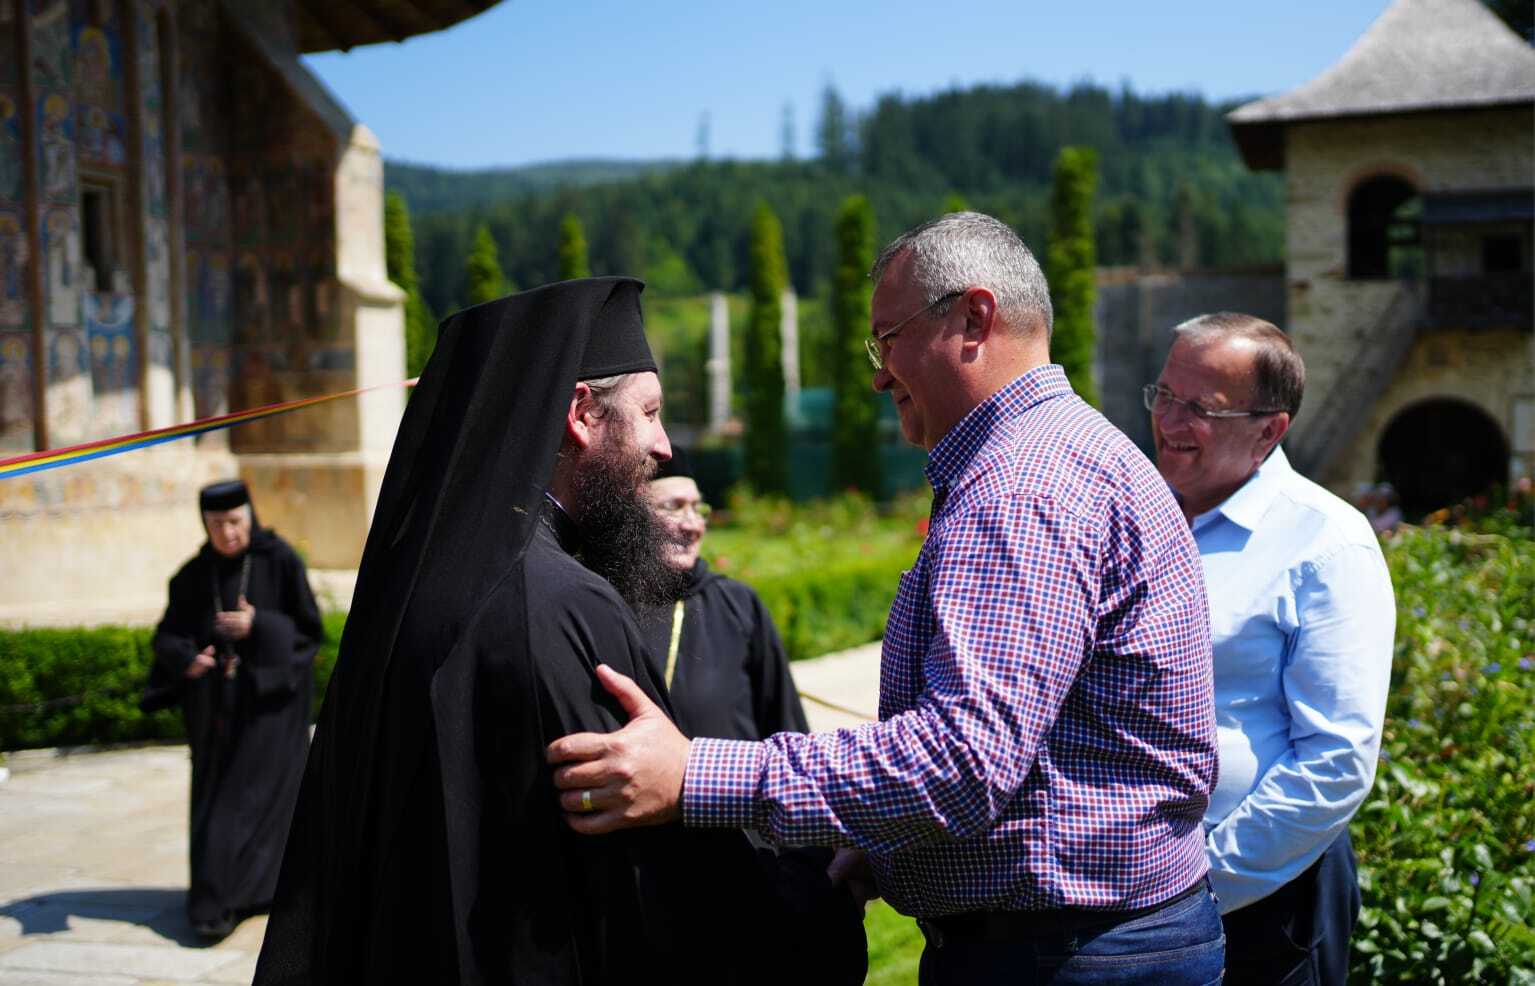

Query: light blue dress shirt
<box><xmin>1192</xmin><ymin>447</ymin><xmax>1395</xmax><ymax>914</ymax></box>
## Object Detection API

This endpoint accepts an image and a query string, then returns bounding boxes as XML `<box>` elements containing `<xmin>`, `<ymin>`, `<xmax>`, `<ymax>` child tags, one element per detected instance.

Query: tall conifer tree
<box><xmin>557</xmin><ymin>212</ymin><xmax>591</xmax><ymax>280</ymax></box>
<box><xmin>465</xmin><ymin>223</ymin><xmax>508</xmax><ymax>306</ymax></box>
<box><xmin>385</xmin><ymin>191</ymin><xmax>437</xmax><ymax>378</ymax></box>
<box><xmin>743</xmin><ymin>201</ymin><xmax>789</xmax><ymax>494</ymax></box>
<box><xmin>831</xmin><ymin>195</ymin><xmax>881</xmax><ymax>495</ymax></box>
<box><xmin>1045</xmin><ymin>147</ymin><xmax>1100</xmax><ymax>407</ymax></box>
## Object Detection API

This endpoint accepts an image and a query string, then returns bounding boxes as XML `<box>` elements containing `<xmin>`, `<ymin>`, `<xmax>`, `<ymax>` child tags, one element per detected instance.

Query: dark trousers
<box><xmin>1221</xmin><ymin>831</ymin><xmax>1360</xmax><ymax>986</ymax></box>
<box><xmin>917</xmin><ymin>881</ymin><xmax>1225</xmax><ymax>985</ymax></box>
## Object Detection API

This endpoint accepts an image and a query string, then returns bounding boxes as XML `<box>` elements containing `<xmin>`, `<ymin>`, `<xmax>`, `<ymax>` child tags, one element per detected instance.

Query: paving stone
<box><xmin>0</xmin><ymin>969</ymin><xmax>138</xmax><ymax>986</ymax></box>
<box><xmin>204</xmin><ymin>950</ymin><xmax>260</xmax><ymax>984</ymax></box>
<box><xmin>0</xmin><ymin>940</ymin><xmax>241</xmax><ymax>980</ymax></box>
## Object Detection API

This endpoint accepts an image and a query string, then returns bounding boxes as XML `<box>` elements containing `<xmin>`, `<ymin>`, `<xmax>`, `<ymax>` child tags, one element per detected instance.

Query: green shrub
<box><xmin>0</xmin><ymin>612</ymin><xmax>347</xmax><ymax>751</ymax></box>
<box><xmin>1351</xmin><ymin>521</ymin><xmax>1535</xmax><ymax>983</ymax></box>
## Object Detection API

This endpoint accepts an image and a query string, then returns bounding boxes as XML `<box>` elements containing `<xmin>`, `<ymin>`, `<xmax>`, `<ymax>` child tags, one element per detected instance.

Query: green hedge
<box><xmin>0</xmin><ymin>612</ymin><xmax>347</xmax><ymax>752</ymax></box>
<box><xmin>753</xmin><ymin>546</ymin><xmax>909</xmax><ymax>662</ymax></box>
<box><xmin>0</xmin><ymin>534</ymin><xmax>914</xmax><ymax>751</ymax></box>
<box><xmin>1351</xmin><ymin>522</ymin><xmax>1535</xmax><ymax>982</ymax></box>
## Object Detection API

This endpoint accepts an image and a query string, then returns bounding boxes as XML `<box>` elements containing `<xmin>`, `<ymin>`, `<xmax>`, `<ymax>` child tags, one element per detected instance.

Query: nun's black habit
<box><xmin>143</xmin><ymin>481</ymin><xmax>322</xmax><ymax>931</ymax></box>
<box><xmin>253</xmin><ymin>279</ymin><xmax>864</xmax><ymax>986</ymax></box>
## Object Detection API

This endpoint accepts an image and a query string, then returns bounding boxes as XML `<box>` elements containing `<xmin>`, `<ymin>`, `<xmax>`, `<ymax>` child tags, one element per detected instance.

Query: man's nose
<box><xmin>872</xmin><ymin>365</ymin><xmax>893</xmax><ymax>393</ymax></box>
<box><xmin>653</xmin><ymin>422</ymin><xmax>673</xmax><ymax>462</ymax></box>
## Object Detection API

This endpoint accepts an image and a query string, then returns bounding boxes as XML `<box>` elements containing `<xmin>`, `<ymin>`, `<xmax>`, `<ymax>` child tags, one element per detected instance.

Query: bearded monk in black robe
<box><xmin>254</xmin><ymin>278</ymin><xmax>864</xmax><ymax>985</ymax></box>
<box><xmin>142</xmin><ymin>479</ymin><xmax>322</xmax><ymax>939</ymax></box>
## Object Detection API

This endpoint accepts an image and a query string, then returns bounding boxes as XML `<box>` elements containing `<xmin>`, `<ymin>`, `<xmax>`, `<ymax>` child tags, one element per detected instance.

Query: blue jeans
<box><xmin>917</xmin><ymin>883</ymin><xmax>1226</xmax><ymax>985</ymax></box>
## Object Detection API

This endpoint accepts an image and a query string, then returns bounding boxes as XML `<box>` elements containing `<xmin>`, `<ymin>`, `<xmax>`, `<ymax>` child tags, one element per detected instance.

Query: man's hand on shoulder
<box><xmin>547</xmin><ymin>664</ymin><xmax>690</xmax><ymax>834</ymax></box>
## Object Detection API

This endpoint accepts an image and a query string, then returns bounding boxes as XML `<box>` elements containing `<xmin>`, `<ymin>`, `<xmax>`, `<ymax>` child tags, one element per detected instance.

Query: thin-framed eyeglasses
<box><xmin>654</xmin><ymin>499</ymin><xmax>712</xmax><ymax>521</ymax></box>
<box><xmin>1142</xmin><ymin>384</ymin><xmax>1281</xmax><ymax>421</ymax></box>
<box><xmin>864</xmin><ymin>290</ymin><xmax>964</xmax><ymax>371</ymax></box>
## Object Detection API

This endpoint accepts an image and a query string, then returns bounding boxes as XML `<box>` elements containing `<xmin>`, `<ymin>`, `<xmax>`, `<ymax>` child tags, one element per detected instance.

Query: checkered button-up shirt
<box><xmin>684</xmin><ymin>365</ymin><xmax>1217</xmax><ymax>917</ymax></box>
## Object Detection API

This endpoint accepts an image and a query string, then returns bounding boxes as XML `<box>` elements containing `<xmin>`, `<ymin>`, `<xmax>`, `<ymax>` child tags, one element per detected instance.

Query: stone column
<box><xmin>706</xmin><ymin>290</ymin><xmax>730</xmax><ymax>433</ymax></box>
<box><xmin>780</xmin><ymin>287</ymin><xmax>799</xmax><ymax>425</ymax></box>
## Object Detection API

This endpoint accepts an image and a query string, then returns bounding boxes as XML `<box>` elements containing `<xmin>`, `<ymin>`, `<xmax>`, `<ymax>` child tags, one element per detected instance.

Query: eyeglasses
<box><xmin>864</xmin><ymin>291</ymin><xmax>964</xmax><ymax>371</ymax></box>
<box><xmin>1142</xmin><ymin>384</ymin><xmax>1281</xmax><ymax>421</ymax></box>
<box><xmin>654</xmin><ymin>499</ymin><xmax>712</xmax><ymax>521</ymax></box>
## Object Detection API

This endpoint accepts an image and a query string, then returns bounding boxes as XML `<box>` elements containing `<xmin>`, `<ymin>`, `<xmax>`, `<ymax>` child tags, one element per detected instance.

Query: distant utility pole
<box><xmin>695</xmin><ymin>111</ymin><xmax>711</xmax><ymax>161</ymax></box>
<box><xmin>780</xmin><ymin>102</ymin><xmax>797</xmax><ymax>161</ymax></box>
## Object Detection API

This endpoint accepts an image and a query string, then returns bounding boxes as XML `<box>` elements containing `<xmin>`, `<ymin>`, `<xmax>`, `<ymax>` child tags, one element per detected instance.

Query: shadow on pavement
<box><xmin>0</xmin><ymin>886</ymin><xmax>215</xmax><ymax>948</ymax></box>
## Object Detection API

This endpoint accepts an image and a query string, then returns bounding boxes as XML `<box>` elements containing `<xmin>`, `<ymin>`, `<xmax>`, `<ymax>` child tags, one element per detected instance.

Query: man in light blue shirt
<box><xmin>1148</xmin><ymin>312</ymin><xmax>1395</xmax><ymax>985</ymax></box>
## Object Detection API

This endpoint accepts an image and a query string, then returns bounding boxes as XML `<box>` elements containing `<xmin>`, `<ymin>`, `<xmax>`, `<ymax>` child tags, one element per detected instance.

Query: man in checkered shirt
<box><xmin>549</xmin><ymin>213</ymin><xmax>1223</xmax><ymax>984</ymax></box>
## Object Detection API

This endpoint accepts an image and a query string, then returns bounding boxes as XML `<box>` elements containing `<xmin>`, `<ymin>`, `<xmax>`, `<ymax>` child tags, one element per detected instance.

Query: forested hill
<box><xmin>385</xmin><ymin>158</ymin><xmax>683</xmax><ymax>214</ymax></box>
<box><xmin>391</xmin><ymin>80</ymin><xmax>1288</xmax><ymax>318</ymax></box>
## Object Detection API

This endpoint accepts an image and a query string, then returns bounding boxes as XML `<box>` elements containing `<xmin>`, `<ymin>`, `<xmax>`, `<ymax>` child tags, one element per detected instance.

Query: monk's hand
<box><xmin>547</xmin><ymin>664</ymin><xmax>689</xmax><ymax>835</ymax></box>
<box><xmin>185</xmin><ymin>645</ymin><xmax>217</xmax><ymax>679</ymax></box>
<box><xmin>215</xmin><ymin>595</ymin><xmax>255</xmax><ymax>641</ymax></box>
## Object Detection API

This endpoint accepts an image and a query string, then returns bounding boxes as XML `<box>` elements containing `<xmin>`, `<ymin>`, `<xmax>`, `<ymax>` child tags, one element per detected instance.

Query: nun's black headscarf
<box><xmin>261</xmin><ymin>278</ymin><xmax>657</xmax><ymax>981</ymax></box>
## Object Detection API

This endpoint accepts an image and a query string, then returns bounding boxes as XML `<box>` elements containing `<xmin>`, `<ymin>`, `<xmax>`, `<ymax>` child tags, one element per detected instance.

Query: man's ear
<box><xmin>960</xmin><ymin>287</ymin><xmax>999</xmax><ymax>353</ymax></box>
<box><xmin>1256</xmin><ymin>411</ymin><xmax>1291</xmax><ymax>461</ymax></box>
<box><xmin>566</xmin><ymin>382</ymin><xmax>597</xmax><ymax>450</ymax></box>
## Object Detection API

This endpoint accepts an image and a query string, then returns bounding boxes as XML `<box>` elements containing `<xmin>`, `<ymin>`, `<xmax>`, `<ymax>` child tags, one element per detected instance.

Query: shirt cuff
<box><xmin>682</xmin><ymin>737</ymin><xmax>766</xmax><ymax>829</ymax></box>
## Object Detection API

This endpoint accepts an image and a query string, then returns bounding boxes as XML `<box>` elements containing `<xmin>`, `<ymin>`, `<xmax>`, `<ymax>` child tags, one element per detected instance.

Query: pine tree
<box><xmin>831</xmin><ymin>195</ymin><xmax>882</xmax><ymax>495</ymax></box>
<box><xmin>743</xmin><ymin>201</ymin><xmax>789</xmax><ymax>494</ymax></box>
<box><xmin>384</xmin><ymin>191</ymin><xmax>437</xmax><ymax>378</ymax></box>
<box><xmin>816</xmin><ymin>84</ymin><xmax>853</xmax><ymax>175</ymax></box>
<box><xmin>1045</xmin><ymin>146</ymin><xmax>1100</xmax><ymax>407</ymax></box>
<box><xmin>557</xmin><ymin>212</ymin><xmax>591</xmax><ymax>280</ymax></box>
<box><xmin>465</xmin><ymin>223</ymin><xmax>508</xmax><ymax>306</ymax></box>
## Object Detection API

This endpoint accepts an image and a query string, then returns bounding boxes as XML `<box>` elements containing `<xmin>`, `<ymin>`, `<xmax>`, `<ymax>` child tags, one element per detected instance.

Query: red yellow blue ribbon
<box><xmin>0</xmin><ymin>377</ymin><xmax>417</xmax><ymax>480</ymax></box>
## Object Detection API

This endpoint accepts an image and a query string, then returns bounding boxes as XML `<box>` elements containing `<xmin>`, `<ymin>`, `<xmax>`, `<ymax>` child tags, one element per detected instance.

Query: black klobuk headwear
<box><xmin>199</xmin><ymin>479</ymin><xmax>250</xmax><ymax>512</ymax></box>
<box><xmin>651</xmin><ymin>444</ymin><xmax>694</xmax><ymax>482</ymax></box>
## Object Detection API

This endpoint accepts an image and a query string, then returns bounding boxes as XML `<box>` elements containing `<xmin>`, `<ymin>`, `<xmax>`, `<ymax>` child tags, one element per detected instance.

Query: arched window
<box><xmin>1348</xmin><ymin>176</ymin><xmax>1422</xmax><ymax>279</ymax></box>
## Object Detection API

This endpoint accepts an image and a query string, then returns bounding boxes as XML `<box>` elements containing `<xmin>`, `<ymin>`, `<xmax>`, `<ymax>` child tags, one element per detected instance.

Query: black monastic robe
<box><xmin>254</xmin><ymin>279</ymin><xmax>863</xmax><ymax>986</ymax></box>
<box><xmin>144</xmin><ymin>527</ymin><xmax>321</xmax><ymax>924</ymax></box>
<box><xmin>638</xmin><ymin>559</ymin><xmax>808</xmax><ymax>742</ymax></box>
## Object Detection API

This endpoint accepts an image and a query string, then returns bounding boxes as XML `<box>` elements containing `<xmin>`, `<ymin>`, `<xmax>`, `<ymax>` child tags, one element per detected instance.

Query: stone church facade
<box><xmin>0</xmin><ymin>1</ymin><xmax>496</xmax><ymax>625</ymax></box>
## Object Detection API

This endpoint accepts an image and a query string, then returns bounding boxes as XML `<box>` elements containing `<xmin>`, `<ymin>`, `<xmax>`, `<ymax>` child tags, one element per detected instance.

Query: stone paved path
<box><xmin>0</xmin><ymin>642</ymin><xmax>881</xmax><ymax>985</ymax></box>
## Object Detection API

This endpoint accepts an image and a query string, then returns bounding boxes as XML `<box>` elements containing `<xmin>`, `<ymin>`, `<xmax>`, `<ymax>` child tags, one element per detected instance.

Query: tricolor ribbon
<box><xmin>0</xmin><ymin>377</ymin><xmax>417</xmax><ymax>480</ymax></box>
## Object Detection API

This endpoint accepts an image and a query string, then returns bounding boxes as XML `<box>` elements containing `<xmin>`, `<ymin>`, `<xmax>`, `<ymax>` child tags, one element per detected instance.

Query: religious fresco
<box><xmin>72</xmin><ymin>10</ymin><xmax>127</xmax><ymax>171</ymax></box>
<box><xmin>5</xmin><ymin>0</ymin><xmax>357</xmax><ymax>453</ymax></box>
<box><xmin>0</xmin><ymin>212</ymin><xmax>27</xmax><ymax>330</ymax></box>
<box><xmin>0</xmin><ymin>93</ymin><xmax>24</xmax><ymax>203</ymax></box>
<box><xmin>134</xmin><ymin>1</ymin><xmax>174</xmax><ymax>427</ymax></box>
<box><xmin>84</xmin><ymin>290</ymin><xmax>136</xmax><ymax>434</ymax></box>
<box><xmin>34</xmin><ymin>0</ymin><xmax>87</xmax><ymax>445</ymax></box>
<box><xmin>0</xmin><ymin>329</ymin><xmax>33</xmax><ymax>451</ymax></box>
<box><xmin>0</xmin><ymin>3</ymin><xmax>35</xmax><ymax>449</ymax></box>
<box><xmin>43</xmin><ymin>207</ymin><xmax>80</xmax><ymax>328</ymax></box>
<box><xmin>178</xmin><ymin>0</ymin><xmax>235</xmax><ymax>421</ymax></box>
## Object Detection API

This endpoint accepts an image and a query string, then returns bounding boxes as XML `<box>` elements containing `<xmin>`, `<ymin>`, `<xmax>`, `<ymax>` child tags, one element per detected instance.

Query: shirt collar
<box><xmin>1191</xmin><ymin>445</ymin><xmax>1293</xmax><ymax>533</ymax></box>
<box><xmin>924</xmin><ymin>363</ymin><xmax>1072</xmax><ymax>492</ymax></box>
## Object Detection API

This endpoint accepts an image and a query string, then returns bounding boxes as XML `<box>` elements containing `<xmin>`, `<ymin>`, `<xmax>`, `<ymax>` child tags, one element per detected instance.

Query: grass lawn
<box><xmin>864</xmin><ymin>901</ymin><xmax>924</xmax><ymax>984</ymax></box>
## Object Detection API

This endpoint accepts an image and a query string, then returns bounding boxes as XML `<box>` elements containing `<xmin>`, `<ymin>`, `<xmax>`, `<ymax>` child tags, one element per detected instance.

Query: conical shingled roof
<box><xmin>1228</xmin><ymin>0</ymin><xmax>1535</xmax><ymax>169</ymax></box>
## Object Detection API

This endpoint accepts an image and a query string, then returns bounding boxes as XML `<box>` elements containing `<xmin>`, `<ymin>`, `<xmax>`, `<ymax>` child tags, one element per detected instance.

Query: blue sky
<box><xmin>302</xmin><ymin>1</ymin><xmax>1389</xmax><ymax>169</ymax></box>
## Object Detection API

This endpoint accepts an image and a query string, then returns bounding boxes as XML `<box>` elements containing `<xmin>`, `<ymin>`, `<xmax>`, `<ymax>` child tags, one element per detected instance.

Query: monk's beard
<box><xmin>573</xmin><ymin>427</ymin><xmax>691</xmax><ymax>609</ymax></box>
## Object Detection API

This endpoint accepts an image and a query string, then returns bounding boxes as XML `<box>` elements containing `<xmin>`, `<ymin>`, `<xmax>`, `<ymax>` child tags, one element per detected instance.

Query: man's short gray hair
<box><xmin>1171</xmin><ymin>312</ymin><xmax>1305</xmax><ymax>419</ymax></box>
<box><xmin>870</xmin><ymin>212</ymin><xmax>1053</xmax><ymax>337</ymax></box>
